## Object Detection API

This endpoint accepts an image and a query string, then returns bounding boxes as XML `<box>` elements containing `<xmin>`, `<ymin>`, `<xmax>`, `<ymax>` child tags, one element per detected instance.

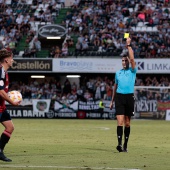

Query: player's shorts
<box><xmin>115</xmin><ymin>93</ymin><xmax>135</xmax><ymax>116</ymax></box>
<box><xmin>0</xmin><ymin>109</ymin><xmax>12</xmax><ymax>123</ymax></box>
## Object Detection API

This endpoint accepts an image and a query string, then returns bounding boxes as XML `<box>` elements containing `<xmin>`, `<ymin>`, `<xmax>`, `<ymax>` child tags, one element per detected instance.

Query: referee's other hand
<box><xmin>110</xmin><ymin>103</ymin><xmax>114</xmax><ymax>110</ymax></box>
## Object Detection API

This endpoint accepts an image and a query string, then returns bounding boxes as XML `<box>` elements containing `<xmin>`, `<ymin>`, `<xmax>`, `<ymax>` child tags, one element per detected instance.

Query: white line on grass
<box><xmin>0</xmin><ymin>165</ymin><xmax>141</xmax><ymax>170</ymax></box>
<box><xmin>96</xmin><ymin>127</ymin><xmax>110</xmax><ymax>130</ymax></box>
<box><xmin>54</xmin><ymin>127</ymin><xmax>111</xmax><ymax>131</ymax></box>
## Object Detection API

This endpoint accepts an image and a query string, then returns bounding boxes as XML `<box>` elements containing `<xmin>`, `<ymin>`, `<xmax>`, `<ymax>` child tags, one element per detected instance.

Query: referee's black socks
<box><xmin>124</xmin><ymin>126</ymin><xmax>130</xmax><ymax>149</ymax></box>
<box><xmin>117</xmin><ymin>126</ymin><xmax>123</xmax><ymax>146</ymax></box>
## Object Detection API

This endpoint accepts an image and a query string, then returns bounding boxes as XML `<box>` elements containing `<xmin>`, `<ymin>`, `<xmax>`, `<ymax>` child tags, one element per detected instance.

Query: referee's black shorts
<box><xmin>115</xmin><ymin>93</ymin><xmax>135</xmax><ymax>116</ymax></box>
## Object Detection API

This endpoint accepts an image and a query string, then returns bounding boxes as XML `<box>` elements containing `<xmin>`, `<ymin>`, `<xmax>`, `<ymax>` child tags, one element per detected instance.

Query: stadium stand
<box><xmin>9</xmin><ymin>74</ymin><xmax>170</xmax><ymax>101</ymax></box>
<box><xmin>63</xmin><ymin>0</ymin><xmax>170</xmax><ymax>58</ymax></box>
<box><xmin>0</xmin><ymin>0</ymin><xmax>170</xmax><ymax>58</ymax></box>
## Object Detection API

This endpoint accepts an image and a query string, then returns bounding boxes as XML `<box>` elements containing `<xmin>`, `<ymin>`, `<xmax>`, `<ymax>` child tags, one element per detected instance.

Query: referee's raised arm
<box><xmin>126</xmin><ymin>38</ymin><xmax>136</xmax><ymax>69</ymax></box>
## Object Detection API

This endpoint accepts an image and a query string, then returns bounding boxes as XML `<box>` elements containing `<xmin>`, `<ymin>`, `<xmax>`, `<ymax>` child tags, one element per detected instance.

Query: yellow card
<box><xmin>124</xmin><ymin>33</ymin><xmax>129</xmax><ymax>39</ymax></box>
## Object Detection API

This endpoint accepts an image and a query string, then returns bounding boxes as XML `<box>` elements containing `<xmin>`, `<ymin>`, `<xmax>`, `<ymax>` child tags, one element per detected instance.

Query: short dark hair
<box><xmin>122</xmin><ymin>54</ymin><xmax>128</xmax><ymax>58</ymax></box>
<box><xmin>0</xmin><ymin>49</ymin><xmax>12</xmax><ymax>62</ymax></box>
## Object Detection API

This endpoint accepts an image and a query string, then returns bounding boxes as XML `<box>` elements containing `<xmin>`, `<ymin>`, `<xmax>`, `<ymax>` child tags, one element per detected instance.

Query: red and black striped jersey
<box><xmin>0</xmin><ymin>65</ymin><xmax>9</xmax><ymax>112</ymax></box>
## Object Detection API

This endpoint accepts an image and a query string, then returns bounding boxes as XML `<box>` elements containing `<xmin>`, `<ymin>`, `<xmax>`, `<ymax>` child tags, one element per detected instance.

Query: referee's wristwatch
<box><xmin>126</xmin><ymin>44</ymin><xmax>131</xmax><ymax>48</ymax></box>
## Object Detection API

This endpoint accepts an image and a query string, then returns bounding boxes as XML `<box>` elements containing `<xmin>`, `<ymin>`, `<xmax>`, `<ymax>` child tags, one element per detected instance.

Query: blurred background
<box><xmin>1</xmin><ymin>0</ymin><xmax>170</xmax><ymax>119</ymax></box>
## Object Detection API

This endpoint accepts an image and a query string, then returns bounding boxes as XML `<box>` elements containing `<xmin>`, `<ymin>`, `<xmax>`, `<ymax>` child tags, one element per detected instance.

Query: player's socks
<box><xmin>0</xmin><ymin>130</ymin><xmax>11</xmax><ymax>151</ymax></box>
<box><xmin>123</xmin><ymin>126</ymin><xmax>130</xmax><ymax>150</ymax></box>
<box><xmin>117</xmin><ymin>126</ymin><xmax>123</xmax><ymax>146</ymax></box>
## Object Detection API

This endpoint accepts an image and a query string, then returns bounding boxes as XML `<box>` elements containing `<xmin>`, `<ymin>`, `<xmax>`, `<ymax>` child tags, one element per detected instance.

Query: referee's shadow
<box><xmin>84</xmin><ymin>147</ymin><xmax>120</xmax><ymax>153</ymax></box>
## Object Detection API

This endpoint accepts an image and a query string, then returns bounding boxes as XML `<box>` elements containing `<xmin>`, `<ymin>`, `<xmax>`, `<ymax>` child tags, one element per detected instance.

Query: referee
<box><xmin>110</xmin><ymin>37</ymin><xmax>137</xmax><ymax>152</ymax></box>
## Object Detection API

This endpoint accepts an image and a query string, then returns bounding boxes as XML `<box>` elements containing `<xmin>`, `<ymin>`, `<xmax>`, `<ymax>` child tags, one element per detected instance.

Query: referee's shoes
<box><xmin>0</xmin><ymin>151</ymin><xmax>12</xmax><ymax>162</ymax></box>
<box><xmin>116</xmin><ymin>145</ymin><xmax>128</xmax><ymax>153</ymax></box>
<box><xmin>116</xmin><ymin>145</ymin><xmax>123</xmax><ymax>152</ymax></box>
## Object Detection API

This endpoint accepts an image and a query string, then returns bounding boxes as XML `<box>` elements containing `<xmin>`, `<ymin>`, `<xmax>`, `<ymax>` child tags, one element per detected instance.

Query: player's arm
<box><xmin>126</xmin><ymin>38</ymin><xmax>136</xmax><ymax>69</ymax></box>
<box><xmin>0</xmin><ymin>89</ymin><xmax>20</xmax><ymax>106</ymax></box>
<box><xmin>110</xmin><ymin>83</ymin><xmax>117</xmax><ymax>109</ymax></box>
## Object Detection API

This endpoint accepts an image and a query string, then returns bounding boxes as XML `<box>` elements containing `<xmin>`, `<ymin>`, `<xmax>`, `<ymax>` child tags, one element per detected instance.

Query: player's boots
<box><xmin>0</xmin><ymin>151</ymin><xmax>12</xmax><ymax>162</ymax></box>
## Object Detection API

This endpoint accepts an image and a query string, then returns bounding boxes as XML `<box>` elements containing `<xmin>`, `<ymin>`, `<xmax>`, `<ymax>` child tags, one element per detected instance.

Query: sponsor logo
<box><xmin>147</xmin><ymin>63</ymin><xmax>170</xmax><ymax>70</ymax></box>
<box><xmin>59</xmin><ymin>60</ymin><xmax>93</xmax><ymax>71</ymax></box>
<box><xmin>36</xmin><ymin>101</ymin><xmax>47</xmax><ymax>111</ymax></box>
<box><xmin>9</xmin><ymin>59</ymin><xmax>52</xmax><ymax>71</ymax></box>
<box><xmin>8</xmin><ymin>109</ymin><xmax>45</xmax><ymax>117</ymax></box>
<box><xmin>137</xmin><ymin>62</ymin><xmax>144</xmax><ymax>70</ymax></box>
<box><xmin>55</xmin><ymin>112</ymin><xmax>77</xmax><ymax>117</ymax></box>
<box><xmin>77</xmin><ymin>111</ymin><xmax>86</xmax><ymax>119</ymax></box>
<box><xmin>46</xmin><ymin>110</ymin><xmax>55</xmax><ymax>118</ymax></box>
<box><xmin>38</xmin><ymin>24</ymin><xmax>66</xmax><ymax>38</ymax></box>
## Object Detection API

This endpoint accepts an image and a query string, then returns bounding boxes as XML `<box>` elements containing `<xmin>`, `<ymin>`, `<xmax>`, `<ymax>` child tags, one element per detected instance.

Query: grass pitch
<box><xmin>0</xmin><ymin>119</ymin><xmax>170</xmax><ymax>170</ymax></box>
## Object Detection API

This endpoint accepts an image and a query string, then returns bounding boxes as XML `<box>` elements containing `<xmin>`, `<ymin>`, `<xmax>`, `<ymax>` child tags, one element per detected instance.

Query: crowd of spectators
<box><xmin>0</xmin><ymin>0</ymin><xmax>170</xmax><ymax>58</ymax></box>
<box><xmin>49</xmin><ymin>39</ymin><xmax>74</xmax><ymax>58</ymax></box>
<box><xmin>9</xmin><ymin>75</ymin><xmax>170</xmax><ymax>103</ymax></box>
<box><xmin>0</xmin><ymin>0</ymin><xmax>63</xmax><ymax>57</ymax></box>
<box><xmin>63</xmin><ymin>0</ymin><xmax>170</xmax><ymax>58</ymax></box>
<box><xmin>0</xmin><ymin>1</ymin><xmax>32</xmax><ymax>54</ymax></box>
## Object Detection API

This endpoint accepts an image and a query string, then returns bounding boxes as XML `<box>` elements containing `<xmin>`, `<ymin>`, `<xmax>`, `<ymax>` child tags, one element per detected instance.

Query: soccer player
<box><xmin>110</xmin><ymin>37</ymin><xmax>137</xmax><ymax>152</ymax></box>
<box><xmin>0</xmin><ymin>49</ymin><xmax>20</xmax><ymax>162</ymax></box>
